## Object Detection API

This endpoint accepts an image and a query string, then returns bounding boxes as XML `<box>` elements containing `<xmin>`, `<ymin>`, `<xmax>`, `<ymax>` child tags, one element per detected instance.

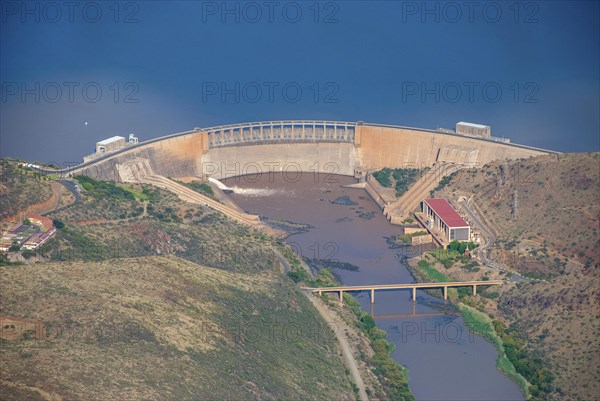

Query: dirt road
<box><xmin>306</xmin><ymin>294</ymin><xmax>369</xmax><ymax>401</ymax></box>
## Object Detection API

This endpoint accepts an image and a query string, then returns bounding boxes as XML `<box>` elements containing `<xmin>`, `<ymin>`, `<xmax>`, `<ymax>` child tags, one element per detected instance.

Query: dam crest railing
<box><xmin>34</xmin><ymin>120</ymin><xmax>558</xmax><ymax>175</ymax></box>
<box><xmin>202</xmin><ymin>120</ymin><xmax>357</xmax><ymax>148</ymax></box>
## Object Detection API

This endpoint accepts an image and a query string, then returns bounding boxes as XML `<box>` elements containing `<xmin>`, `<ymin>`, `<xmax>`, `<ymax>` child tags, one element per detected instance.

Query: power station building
<box><xmin>421</xmin><ymin>198</ymin><xmax>470</xmax><ymax>242</ymax></box>
<box><xmin>456</xmin><ymin>122</ymin><xmax>491</xmax><ymax>138</ymax></box>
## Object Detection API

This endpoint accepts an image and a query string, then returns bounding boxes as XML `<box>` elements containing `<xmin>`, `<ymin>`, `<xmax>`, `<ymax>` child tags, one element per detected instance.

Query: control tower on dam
<box><xmin>71</xmin><ymin>120</ymin><xmax>556</xmax><ymax>182</ymax></box>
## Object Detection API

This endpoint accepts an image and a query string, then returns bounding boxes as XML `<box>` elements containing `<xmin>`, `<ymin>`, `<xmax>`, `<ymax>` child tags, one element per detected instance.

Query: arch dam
<box><xmin>56</xmin><ymin>121</ymin><xmax>555</xmax><ymax>228</ymax></box>
<box><xmin>68</xmin><ymin>120</ymin><xmax>555</xmax><ymax>182</ymax></box>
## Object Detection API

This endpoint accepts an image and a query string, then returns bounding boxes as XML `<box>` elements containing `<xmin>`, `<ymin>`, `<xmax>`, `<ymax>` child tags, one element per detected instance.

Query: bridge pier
<box><xmin>472</xmin><ymin>285</ymin><xmax>477</xmax><ymax>295</ymax></box>
<box><xmin>371</xmin><ymin>289</ymin><xmax>375</xmax><ymax>304</ymax></box>
<box><xmin>443</xmin><ymin>286</ymin><xmax>448</xmax><ymax>300</ymax></box>
<box><xmin>412</xmin><ymin>287</ymin><xmax>416</xmax><ymax>302</ymax></box>
<box><xmin>339</xmin><ymin>290</ymin><xmax>344</xmax><ymax>304</ymax></box>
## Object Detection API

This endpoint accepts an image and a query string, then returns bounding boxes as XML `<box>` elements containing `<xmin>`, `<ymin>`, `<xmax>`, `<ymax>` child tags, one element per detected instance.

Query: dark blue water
<box><xmin>2</xmin><ymin>1</ymin><xmax>599</xmax><ymax>163</ymax></box>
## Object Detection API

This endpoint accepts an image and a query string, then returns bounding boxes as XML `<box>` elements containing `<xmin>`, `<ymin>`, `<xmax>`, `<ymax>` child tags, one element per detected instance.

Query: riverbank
<box><xmin>341</xmin><ymin>294</ymin><xmax>415</xmax><ymax>401</ymax></box>
<box><xmin>406</xmin><ymin>254</ymin><xmax>531</xmax><ymax>398</ymax></box>
<box><xmin>305</xmin><ymin>295</ymin><xmax>370</xmax><ymax>401</ymax></box>
<box><xmin>279</xmin><ymin>242</ymin><xmax>415</xmax><ymax>400</ymax></box>
<box><xmin>457</xmin><ymin>303</ymin><xmax>530</xmax><ymax>397</ymax></box>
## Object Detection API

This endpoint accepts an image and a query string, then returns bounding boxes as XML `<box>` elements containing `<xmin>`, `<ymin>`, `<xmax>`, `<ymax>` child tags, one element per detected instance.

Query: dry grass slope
<box><xmin>1</xmin><ymin>256</ymin><xmax>355</xmax><ymax>401</ymax></box>
<box><xmin>437</xmin><ymin>152</ymin><xmax>599</xmax><ymax>276</ymax></box>
<box><xmin>435</xmin><ymin>152</ymin><xmax>600</xmax><ymax>401</ymax></box>
<box><xmin>501</xmin><ymin>271</ymin><xmax>600</xmax><ymax>401</ymax></box>
<box><xmin>0</xmin><ymin>162</ymin><xmax>53</xmax><ymax>220</ymax></box>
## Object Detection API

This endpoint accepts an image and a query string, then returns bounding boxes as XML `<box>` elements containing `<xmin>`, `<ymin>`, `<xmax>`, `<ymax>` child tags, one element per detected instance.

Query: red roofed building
<box><xmin>7</xmin><ymin>223</ymin><xmax>23</xmax><ymax>234</ymax></box>
<box><xmin>27</xmin><ymin>214</ymin><xmax>54</xmax><ymax>232</ymax></box>
<box><xmin>22</xmin><ymin>228</ymin><xmax>56</xmax><ymax>250</ymax></box>
<box><xmin>421</xmin><ymin>198</ymin><xmax>470</xmax><ymax>242</ymax></box>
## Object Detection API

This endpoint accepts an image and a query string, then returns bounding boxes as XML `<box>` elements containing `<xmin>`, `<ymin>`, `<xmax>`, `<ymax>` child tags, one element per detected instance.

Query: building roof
<box><xmin>24</xmin><ymin>232</ymin><xmax>44</xmax><ymax>245</ymax></box>
<box><xmin>7</xmin><ymin>223</ymin><xmax>23</xmax><ymax>234</ymax></box>
<box><xmin>97</xmin><ymin>136</ymin><xmax>125</xmax><ymax>145</ymax></box>
<box><xmin>423</xmin><ymin>198</ymin><xmax>469</xmax><ymax>228</ymax></box>
<box><xmin>27</xmin><ymin>214</ymin><xmax>54</xmax><ymax>231</ymax></box>
<box><xmin>457</xmin><ymin>122</ymin><xmax>490</xmax><ymax>129</ymax></box>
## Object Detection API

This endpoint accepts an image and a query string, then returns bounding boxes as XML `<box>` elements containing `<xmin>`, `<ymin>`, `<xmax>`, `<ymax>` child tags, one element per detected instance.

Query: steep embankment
<box><xmin>432</xmin><ymin>152</ymin><xmax>600</xmax><ymax>401</ymax></box>
<box><xmin>436</xmin><ymin>153</ymin><xmax>599</xmax><ymax>276</ymax></box>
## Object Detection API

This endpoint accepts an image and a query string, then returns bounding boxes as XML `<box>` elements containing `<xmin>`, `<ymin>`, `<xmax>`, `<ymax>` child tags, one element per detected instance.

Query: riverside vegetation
<box><xmin>410</xmin><ymin>255</ymin><xmax>552</xmax><ymax>400</ymax></box>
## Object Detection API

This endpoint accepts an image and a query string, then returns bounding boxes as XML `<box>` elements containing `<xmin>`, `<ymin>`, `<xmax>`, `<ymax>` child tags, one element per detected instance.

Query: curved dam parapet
<box><xmin>206</xmin><ymin>120</ymin><xmax>356</xmax><ymax>148</ymax></box>
<box><xmin>64</xmin><ymin>120</ymin><xmax>556</xmax><ymax>182</ymax></box>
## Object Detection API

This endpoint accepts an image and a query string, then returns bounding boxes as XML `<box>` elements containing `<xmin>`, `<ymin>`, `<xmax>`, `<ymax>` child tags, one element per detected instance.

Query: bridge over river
<box><xmin>305</xmin><ymin>280</ymin><xmax>503</xmax><ymax>303</ymax></box>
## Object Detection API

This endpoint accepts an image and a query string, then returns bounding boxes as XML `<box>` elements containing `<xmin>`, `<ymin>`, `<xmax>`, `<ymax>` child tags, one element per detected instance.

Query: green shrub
<box><xmin>75</xmin><ymin>176</ymin><xmax>135</xmax><ymax>202</ymax></box>
<box><xmin>372</xmin><ymin>169</ymin><xmax>392</xmax><ymax>187</ymax></box>
<box><xmin>184</xmin><ymin>182</ymin><xmax>215</xmax><ymax>198</ymax></box>
<box><xmin>496</xmin><ymin>322</ymin><xmax>555</xmax><ymax>398</ymax></box>
<box><xmin>430</xmin><ymin>173</ymin><xmax>457</xmax><ymax>194</ymax></box>
<box><xmin>21</xmin><ymin>249</ymin><xmax>36</xmax><ymax>259</ymax></box>
<box><xmin>373</xmin><ymin>168</ymin><xmax>422</xmax><ymax>198</ymax></box>
<box><xmin>361</xmin><ymin>313</ymin><xmax>376</xmax><ymax>331</ymax></box>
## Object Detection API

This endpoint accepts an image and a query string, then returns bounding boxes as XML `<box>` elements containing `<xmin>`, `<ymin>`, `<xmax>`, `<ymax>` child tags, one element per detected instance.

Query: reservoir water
<box><xmin>223</xmin><ymin>173</ymin><xmax>523</xmax><ymax>401</ymax></box>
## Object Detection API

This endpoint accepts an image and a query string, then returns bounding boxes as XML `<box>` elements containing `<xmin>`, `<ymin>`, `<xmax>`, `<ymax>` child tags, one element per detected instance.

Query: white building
<box><xmin>456</xmin><ymin>122</ymin><xmax>491</xmax><ymax>138</ymax></box>
<box><xmin>96</xmin><ymin>136</ymin><xmax>126</xmax><ymax>154</ymax></box>
<box><xmin>128</xmin><ymin>133</ymin><xmax>139</xmax><ymax>144</ymax></box>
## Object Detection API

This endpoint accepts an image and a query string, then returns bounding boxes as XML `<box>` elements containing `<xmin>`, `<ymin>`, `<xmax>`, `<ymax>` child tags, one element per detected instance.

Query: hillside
<box><xmin>430</xmin><ymin>152</ymin><xmax>600</xmax><ymax>401</ymax></box>
<box><xmin>435</xmin><ymin>152</ymin><xmax>599</xmax><ymax>277</ymax></box>
<box><xmin>500</xmin><ymin>271</ymin><xmax>600</xmax><ymax>401</ymax></box>
<box><xmin>0</xmin><ymin>256</ymin><xmax>354</xmax><ymax>400</ymax></box>
<box><xmin>43</xmin><ymin>181</ymin><xmax>277</xmax><ymax>272</ymax></box>
<box><xmin>0</xmin><ymin>171</ymin><xmax>359</xmax><ymax>400</ymax></box>
<box><xmin>0</xmin><ymin>161</ymin><xmax>53</xmax><ymax>220</ymax></box>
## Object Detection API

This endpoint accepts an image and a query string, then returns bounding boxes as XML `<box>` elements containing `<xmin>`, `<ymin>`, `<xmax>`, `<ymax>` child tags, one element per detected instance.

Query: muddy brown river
<box><xmin>223</xmin><ymin>172</ymin><xmax>523</xmax><ymax>401</ymax></box>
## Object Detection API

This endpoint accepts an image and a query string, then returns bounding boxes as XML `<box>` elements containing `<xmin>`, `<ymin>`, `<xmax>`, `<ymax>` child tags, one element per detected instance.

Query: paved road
<box><xmin>58</xmin><ymin>179</ymin><xmax>81</xmax><ymax>203</ymax></box>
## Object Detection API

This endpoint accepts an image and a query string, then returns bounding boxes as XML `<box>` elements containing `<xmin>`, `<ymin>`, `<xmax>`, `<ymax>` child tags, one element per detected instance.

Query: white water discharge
<box><xmin>208</xmin><ymin>177</ymin><xmax>287</xmax><ymax>197</ymax></box>
<box><xmin>208</xmin><ymin>177</ymin><xmax>229</xmax><ymax>190</ymax></box>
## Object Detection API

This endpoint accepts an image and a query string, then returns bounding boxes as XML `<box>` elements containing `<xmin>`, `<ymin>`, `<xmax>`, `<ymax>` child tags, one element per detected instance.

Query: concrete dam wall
<box><xmin>203</xmin><ymin>142</ymin><xmax>358</xmax><ymax>179</ymax></box>
<box><xmin>73</xmin><ymin>121</ymin><xmax>553</xmax><ymax>183</ymax></box>
<box><xmin>355</xmin><ymin>124</ymin><xmax>547</xmax><ymax>170</ymax></box>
